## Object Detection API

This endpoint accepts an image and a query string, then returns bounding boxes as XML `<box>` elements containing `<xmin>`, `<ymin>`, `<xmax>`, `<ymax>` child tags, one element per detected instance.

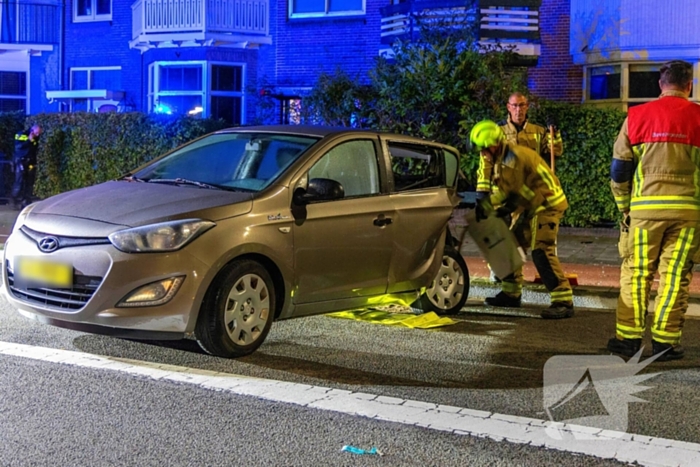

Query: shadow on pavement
<box><xmin>67</xmin><ymin>306</ymin><xmax>700</xmax><ymax>392</ymax></box>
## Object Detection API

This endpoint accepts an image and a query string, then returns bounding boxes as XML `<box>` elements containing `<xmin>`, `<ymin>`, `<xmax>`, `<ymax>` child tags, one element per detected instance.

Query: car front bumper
<box><xmin>2</xmin><ymin>229</ymin><xmax>212</xmax><ymax>335</ymax></box>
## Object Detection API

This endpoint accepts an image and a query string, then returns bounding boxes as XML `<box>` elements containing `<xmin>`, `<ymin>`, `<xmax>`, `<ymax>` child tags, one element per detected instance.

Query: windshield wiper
<box><xmin>121</xmin><ymin>175</ymin><xmax>146</xmax><ymax>182</ymax></box>
<box><xmin>146</xmin><ymin>178</ymin><xmax>222</xmax><ymax>190</ymax></box>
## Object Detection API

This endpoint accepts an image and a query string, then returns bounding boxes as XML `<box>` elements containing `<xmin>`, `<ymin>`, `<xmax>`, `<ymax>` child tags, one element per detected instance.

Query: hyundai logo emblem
<box><xmin>38</xmin><ymin>236</ymin><xmax>60</xmax><ymax>253</ymax></box>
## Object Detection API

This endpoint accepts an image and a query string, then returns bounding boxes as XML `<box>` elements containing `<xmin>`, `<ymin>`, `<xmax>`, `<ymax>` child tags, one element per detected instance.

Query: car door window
<box><xmin>307</xmin><ymin>140</ymin><xmax>380</xmax><ymax>197</ymax></box>
<box><xmin>388</xmin><ymin>142</ymin><xmax>451</xmax><ymax>192</ymax></box>
<box><xmin>443</xmin><ymin>148</ymin><xmax>459</xmax><ymax>187</ymax></box>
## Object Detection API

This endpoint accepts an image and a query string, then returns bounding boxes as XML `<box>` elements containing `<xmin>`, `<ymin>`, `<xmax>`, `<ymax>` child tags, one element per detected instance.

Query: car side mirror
<box><xmin>293</xmin><ymin>178</ymin><xmax>345</xmax><ymax>205</ymax></box>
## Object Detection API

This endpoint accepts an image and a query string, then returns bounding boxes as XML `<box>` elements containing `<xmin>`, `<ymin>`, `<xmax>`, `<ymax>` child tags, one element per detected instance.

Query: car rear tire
<box><xmin>195</xmin><ymin>259</ymin><xmax>275</xmax><ymax>358</ymax></box>
<box><xmin>419</xmin><ymin>246</ymin><xmax>469</xmax><ymax>315</ymax></box>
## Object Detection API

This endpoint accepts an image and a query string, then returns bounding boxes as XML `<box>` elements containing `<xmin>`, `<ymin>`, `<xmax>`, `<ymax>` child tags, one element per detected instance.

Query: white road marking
<box><xmin>2</xmin><ymin>341</ymin><xmax>700</xmax><ymax>466</ymax></box>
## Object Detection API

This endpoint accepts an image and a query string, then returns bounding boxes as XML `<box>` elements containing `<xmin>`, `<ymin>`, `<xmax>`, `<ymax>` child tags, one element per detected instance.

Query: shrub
<box><xmin>29</xmin><ymin>112</ymin><xmax>228</xmax><ymax>198</ymax></box>
<box><xmin>530</xmin><ymin>100</ymin><xmax>626</xmax><ymax>227</ymax></box>
<box><xmin>301</xmin><ymin>22</ymin><xmax>628</xmax><ymax>227</ymax></box>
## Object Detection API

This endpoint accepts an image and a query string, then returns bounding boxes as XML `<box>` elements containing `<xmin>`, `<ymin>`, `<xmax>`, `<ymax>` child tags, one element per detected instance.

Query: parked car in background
<box><xmin>2</xmin><ymin>126</ymin><xmax>469</xmax><ymax>358</ymax></box>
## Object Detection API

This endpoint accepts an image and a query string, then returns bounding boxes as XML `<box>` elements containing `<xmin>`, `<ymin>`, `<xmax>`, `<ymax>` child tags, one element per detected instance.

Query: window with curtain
<box><xmin>74</xmin><ymin>0</ymin><xmax>111</xmax><ymax>21</ymax></box>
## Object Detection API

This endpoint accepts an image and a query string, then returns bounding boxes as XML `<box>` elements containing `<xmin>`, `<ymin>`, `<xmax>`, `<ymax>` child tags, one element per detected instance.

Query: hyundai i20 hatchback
<box><xmin>3</xmin><ymin>126</ymin><xmax>469</xmax><ymax>357</ymax></box>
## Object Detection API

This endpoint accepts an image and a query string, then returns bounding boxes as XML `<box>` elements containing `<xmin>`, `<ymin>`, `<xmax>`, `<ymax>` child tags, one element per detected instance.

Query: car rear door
<box><xmin>383</xmin><ymin>139</ymin><xmax>461</xmax><ymax>293</ymax></box>
<box><xmin>291</xmin><ymin>137</ymin><xmax>395</xmax><ymax>304</ymax></box>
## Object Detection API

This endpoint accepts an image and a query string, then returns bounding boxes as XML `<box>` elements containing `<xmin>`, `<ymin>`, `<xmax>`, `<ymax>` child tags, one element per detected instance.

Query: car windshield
<box><xmin>132</xmin><ymin>132</ymin><xmax>320</xmax><ymax>192</ymax></box>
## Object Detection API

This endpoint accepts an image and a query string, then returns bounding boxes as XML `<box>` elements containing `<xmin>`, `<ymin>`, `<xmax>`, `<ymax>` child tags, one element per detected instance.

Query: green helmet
<box><xmin>469</xmin><ymin>120</ymin><xmax>504</xmax><ymax>151</ymax></box>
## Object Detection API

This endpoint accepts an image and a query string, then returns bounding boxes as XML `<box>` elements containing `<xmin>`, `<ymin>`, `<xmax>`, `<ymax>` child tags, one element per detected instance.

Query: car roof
<box><xmin>215</xmin><ymin>125</ymin><xmax>450</xmax><ymax>147</ymax></box>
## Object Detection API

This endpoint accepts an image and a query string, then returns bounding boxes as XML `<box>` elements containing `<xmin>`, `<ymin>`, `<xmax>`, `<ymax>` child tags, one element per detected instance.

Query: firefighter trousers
<box><xmin>501</xmin><ymin>209</ymin><xmax>573</xmax><ymax>305</ymax></box>
<box><xmin>616</xmin><ymin>218</ymin><xmax>700</xmax><ymax>345</ymax></box>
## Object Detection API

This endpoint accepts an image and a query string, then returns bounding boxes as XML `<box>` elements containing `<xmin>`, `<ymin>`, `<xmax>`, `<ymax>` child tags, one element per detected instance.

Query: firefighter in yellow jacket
<box><xmin>607</xmin><ymin>60</ymin><xmax>700</xmax><ymax>361</ymax></box>
<box><xmin>476</xmin><ymin>92</ymin><xmax>563</xmax><ymax>195</ymax></box>
<box><xmin>470</xmin><ymin>120</ymin><xmax>574</xmax><ymax>319</ymax></box>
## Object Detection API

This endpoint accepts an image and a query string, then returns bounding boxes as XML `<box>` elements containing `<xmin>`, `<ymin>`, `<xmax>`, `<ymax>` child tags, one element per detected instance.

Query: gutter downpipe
<box><xmin>58</xmin><ymin>0</ymin><xmax>66</xmax><ymax>109</ymax></box>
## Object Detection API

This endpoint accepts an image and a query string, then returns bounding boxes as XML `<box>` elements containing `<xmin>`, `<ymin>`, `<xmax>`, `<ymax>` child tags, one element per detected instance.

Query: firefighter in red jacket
<box><xmin>470</xmin><ymin>120</ymin><xmax>573</xmax><ymax>319</ymax></box>
<box><xmin>608</xmin><ymin>60</ymin><xmax>700</xmax><ymax>361</ymax></box>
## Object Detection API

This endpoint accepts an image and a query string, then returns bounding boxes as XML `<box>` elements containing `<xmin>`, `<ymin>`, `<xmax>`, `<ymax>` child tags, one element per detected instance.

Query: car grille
<box><xmin>6</xmin><ymin>262</ymin><xmax>102</xmax><ymax>311</ymax></box>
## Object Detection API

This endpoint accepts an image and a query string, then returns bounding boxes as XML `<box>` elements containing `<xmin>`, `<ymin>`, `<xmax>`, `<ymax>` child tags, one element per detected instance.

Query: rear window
<box><xmin>387</xmin><ymin>142</ymin><xmax>449</xmax><ymax>192</ymax></box>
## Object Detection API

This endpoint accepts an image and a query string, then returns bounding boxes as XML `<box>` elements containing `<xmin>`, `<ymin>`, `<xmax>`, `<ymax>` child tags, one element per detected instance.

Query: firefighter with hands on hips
<box><xmin>476</xmin><ymin>92</ymin><xmax>563</xmax><ymax>196</ymax></box>
<box><xmin>607</xmin><ymin>60</ymin><xmax>700</xmax><ymax>361</ymax></box>
<box><xmin>470</xmin><ymin>120</ymin><xmax>574</xmax><ymax>319</ymax></box>
<box><xmin>12</xmin><ymin>123</ymin><xmax>41</xmax><ymax>210</ymax></box>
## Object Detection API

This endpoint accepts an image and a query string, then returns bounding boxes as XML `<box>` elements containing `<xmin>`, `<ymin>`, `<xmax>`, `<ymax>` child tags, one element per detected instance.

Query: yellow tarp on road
<box><xmin>326</xmin><ymin>310</ymin><xmax>457</xmax><ymax>329</ymax></box>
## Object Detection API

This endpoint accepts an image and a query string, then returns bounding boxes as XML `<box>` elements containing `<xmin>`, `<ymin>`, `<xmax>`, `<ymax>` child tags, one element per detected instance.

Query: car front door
<box><xmin>384</xmin><ymin>140</ymin><xmax>461</xmax><ymax>293</ymax></box>
<box><xmin>292</xmin><ymin>138</ymin><xmax>394</xmax><ymax>305</ymax></box>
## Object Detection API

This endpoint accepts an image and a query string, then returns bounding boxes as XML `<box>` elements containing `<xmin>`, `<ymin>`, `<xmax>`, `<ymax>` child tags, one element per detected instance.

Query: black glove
<box><xmin>495</xmin><ymin>194</ymin><xmax>519</xmax><ymax>218</ymax></box>
<box><xmin>546</xmin><ymin>117</ymin><xmax>558</xmax><ymax>132</ymax></box>
<box><xmin>475</xmin><ymin>197</ymin><xmax>491</xmax><ymax>222</ymax></box>
<box><xmin>495</xmin><ymin>206</ymin><xmax>512</xmax><ymax>218</ymax></box>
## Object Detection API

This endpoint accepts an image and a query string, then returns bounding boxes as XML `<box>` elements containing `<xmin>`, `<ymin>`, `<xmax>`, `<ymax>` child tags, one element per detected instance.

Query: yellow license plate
<box><xmin>16</xmin><ymin>257</ymin><xmax>73</xmax><ymax>288</ymax></box>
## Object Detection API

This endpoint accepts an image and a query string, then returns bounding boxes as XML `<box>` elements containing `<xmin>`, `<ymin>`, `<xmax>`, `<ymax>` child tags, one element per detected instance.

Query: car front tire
<box><xmin>419</xmin><ymin>247</ymin><xmax>469</xmax><ymax>315</ymax></box>
<box><xmin>195</xmin><ymin>259</ymin><xmax>275</xmax><ymax>358</ymax></box>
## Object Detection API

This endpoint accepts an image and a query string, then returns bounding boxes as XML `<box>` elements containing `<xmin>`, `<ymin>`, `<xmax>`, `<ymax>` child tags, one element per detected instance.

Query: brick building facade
<box><xmin>11</xmin><ymin>0</ymin><xmax>696</xmax><ymax>119</ymax></box>
<box><xmin>528</xmin><ymin>0</ymin><xmax>582</xmax><ymax>103</ymax></box>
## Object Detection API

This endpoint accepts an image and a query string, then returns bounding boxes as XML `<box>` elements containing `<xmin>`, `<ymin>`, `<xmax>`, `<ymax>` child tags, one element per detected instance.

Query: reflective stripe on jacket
<box><xmin>500</xmin><ymin>117</ymin><xmax>563</xmax><ymax>160</ymax></box>
<box><xmin>489</xmin><ymin>142</ymin><xmax>568</xmax><ymax>215</ymax></box>
<box><xmin>14</xmin><ymin>130</ymin><xmax>38</xmax><ymax>165</ymax></box>
<box><xmin>611</xmin><ymin>90</ymin><xmax>700</xmax><ymax>221</ymax></box>
<box><xmin>476</xmin><ymin>118</ymin><xmax>563</xmax><ymax>196</ymax></box>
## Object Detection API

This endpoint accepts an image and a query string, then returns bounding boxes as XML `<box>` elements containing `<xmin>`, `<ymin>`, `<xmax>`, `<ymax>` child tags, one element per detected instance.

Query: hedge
<box><xmin>21</xmin><ymin>113</ymin><xmax>228</xmax><ymax>199</ymax></box>
<box><xmin>528</xmin><ymin>101</ymin><xmax>627</xmax><ymax>227</ymax></box>
<box><xmin>0</xmin><ymin>103</ymin><xmax>626</xmax><ymax>227</ymax></box>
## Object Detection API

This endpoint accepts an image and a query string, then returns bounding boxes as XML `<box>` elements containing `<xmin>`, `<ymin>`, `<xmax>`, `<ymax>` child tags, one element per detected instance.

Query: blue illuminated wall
<box><xmin>570</xmin><ymin>0</ymin><xmax>700</xmax><ymax>64</ymax></box>
<box><xmin>570</xmin><ymin>0</ymin><xmax>700</xmax><ymax>107</ymax></box>
<box><xmin>268</xmin><ymin>0</ymin><xmax>382</xmax><ymax>91</ymax></box>
<box><xmin>62</xmin><ymin>0</ymin><xmax>141</xmax><ymax>109</ymax></box>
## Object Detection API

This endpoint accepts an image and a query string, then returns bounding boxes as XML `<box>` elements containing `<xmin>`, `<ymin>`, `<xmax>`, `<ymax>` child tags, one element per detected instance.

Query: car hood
<box><xmin>26</xmin><ymin>181</ymin><xmax>254</xmax><ymax>235</ymax></box>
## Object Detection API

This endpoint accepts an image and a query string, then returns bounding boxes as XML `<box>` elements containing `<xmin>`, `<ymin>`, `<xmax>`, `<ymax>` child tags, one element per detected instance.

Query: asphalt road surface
<box><xmin>2</xmin><ymin>295</ymin><xmax>700</xmax><ymax>466</ymax></box>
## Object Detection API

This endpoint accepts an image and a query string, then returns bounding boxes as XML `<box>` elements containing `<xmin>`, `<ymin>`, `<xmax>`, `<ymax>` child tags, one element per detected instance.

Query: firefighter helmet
<box><xmin>469</xmin><ymin>120</ymin><xmax>505</xmax><ymax>151</ymax></box>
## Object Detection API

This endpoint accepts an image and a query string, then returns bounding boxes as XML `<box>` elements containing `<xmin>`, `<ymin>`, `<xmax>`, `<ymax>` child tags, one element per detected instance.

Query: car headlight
<box><xmin>108</xmin><ymin>219</ymin><xmax>215</xmax><ymax>253</ymax></box>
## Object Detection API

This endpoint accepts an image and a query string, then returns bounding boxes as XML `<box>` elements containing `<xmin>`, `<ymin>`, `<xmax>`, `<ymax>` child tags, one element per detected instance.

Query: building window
<box><xmin>210</xmin><ymin>64</ymin><xmax>244</xmax><ymax>125</ymax></box>
<box><xmin>149</xmin><ymin>61</ymin><xmax>245</xmax><ymax>124</ymax></box>
<box><xmin>74</xmin><ymin>0</ymin><xmax>111</xmax><ymax>21</ymax></box>
<box><xmin>0</xmin><ymin>71</ymin><xmax>26</xmax><ymax>112</ymax></box>
<box><xmin>588</xmin><ymin>65</ymin><xmax>620</xmax><ymax>101</ymax></box>
<box><xmin>70</xmin><ymin>67</ymin><xmax>122</xmax><ymax>112</ymax></box>
<box><xmin>629</xmin><ymin>64</ymin><xmax>661</xmax><ymax>99</ymax></box>
<box><xmin>149</xmin><ymin>62</ymin><xmax>204</xmax><ymax>116</ymax></box>
<box><xmin>289</xmin><ymin>0</ymin><xmax>364</xmax><ymax>18</ymax></box>
<box><xmin>585</xmin><ymin>62</ymin><xmax>696</xmax><ymax>110</ymax></box>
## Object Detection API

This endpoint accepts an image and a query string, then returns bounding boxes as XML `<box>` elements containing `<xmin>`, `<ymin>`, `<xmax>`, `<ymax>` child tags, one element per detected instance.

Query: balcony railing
<box><xmin>0</xmin><ymin>1</ymin><xmax>60</xmax><ymax>45</ymax></box>
<box><xmin>380</xmin><ymin>0</ymin><xmax>541</xmax><ymax>51</ymax></box>
<box><xmin>131</xmin><ymin>0</ymin><xmax>270</xmax><ymax>50</ymax></box>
